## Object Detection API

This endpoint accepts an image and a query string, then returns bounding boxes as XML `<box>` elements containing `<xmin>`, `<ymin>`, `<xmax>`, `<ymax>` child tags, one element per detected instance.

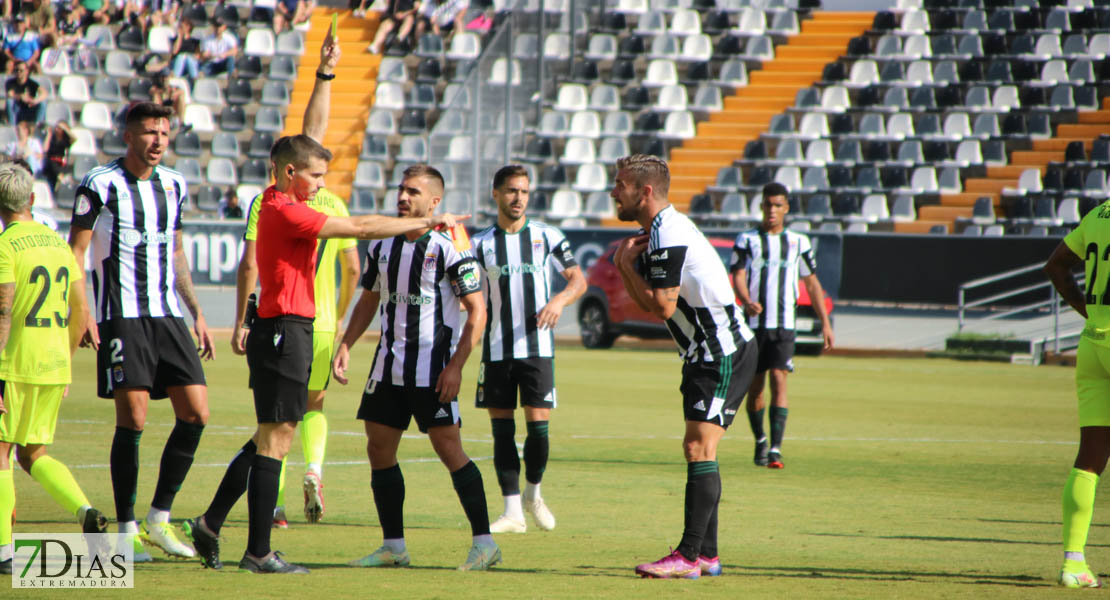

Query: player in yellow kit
<box><xmin>1046</xmin><ymin>201</ymin><xmax>1110</xmax><ymax>588</ymax></box>
<box><xmin>235</xmin><ymin>187</ymin><xmax>359</xmax><ymax>526</ymax></box>
<box><xmin>0</xmin><ymin>162</ymin><xmax>107</xmax><ymax>575</ymax></box>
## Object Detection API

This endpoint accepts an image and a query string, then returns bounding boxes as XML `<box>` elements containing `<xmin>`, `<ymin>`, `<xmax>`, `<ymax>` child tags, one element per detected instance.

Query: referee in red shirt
<box><xmin>183</xmin><ymin>134</ymin><xmax>467</xmax><ymax>574</ymax></box>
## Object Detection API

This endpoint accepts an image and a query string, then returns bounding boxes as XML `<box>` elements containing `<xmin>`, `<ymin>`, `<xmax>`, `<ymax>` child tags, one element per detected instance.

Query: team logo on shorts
<box><xmin>424</xmin><ymin>252</ymin><xmax>437</xmax><ymax>271</ymax></box>
<box><xmin>365</xmin><ymin>379</ymin><xmax>378</xmax><ymax>395</ymax></box>
<box><xmin>112</xmin><ymin>365</ymin><xmax>124</xmax><ymax>383</ymax></box>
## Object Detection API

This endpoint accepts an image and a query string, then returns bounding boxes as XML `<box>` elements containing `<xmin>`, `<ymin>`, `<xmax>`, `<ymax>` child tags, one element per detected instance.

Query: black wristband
<box><xmin>315</xmin><ymin>71</ymin><xmax>335</xmax><ymax>81</ymax></box>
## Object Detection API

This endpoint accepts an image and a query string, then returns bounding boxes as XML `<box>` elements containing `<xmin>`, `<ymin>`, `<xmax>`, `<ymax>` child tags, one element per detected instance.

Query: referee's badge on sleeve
<box><xmin>75</xmin><ymin>194</ymin><xmax>91</xmax><ymax>215</ymax></box>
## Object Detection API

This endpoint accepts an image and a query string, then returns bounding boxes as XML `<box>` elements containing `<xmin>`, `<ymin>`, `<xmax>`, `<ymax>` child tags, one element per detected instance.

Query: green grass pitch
<box><xmin>7</xmin><ymin>341</ymin><xmax>1091</xmax><ymax>598</ymax></box>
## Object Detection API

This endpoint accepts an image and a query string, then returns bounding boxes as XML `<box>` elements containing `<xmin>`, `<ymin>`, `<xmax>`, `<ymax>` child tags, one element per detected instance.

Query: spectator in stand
<box><xmin>26</xmin><ymin>0</ymin><xmax>57</xmax><ymax>49</ymax></box>
<box><xmin>219</xmin><ymin>190</ymin><xmax>243</xmax><ymax>219</ymax></box>
<box><xmin>149</xmin><ymin>0</ymin><xmax>178</xmax><ymax>28</ymax></box>
<box><xmin>42</xmin><ymin>120</ymin><xmax>72</xmax><ymax>190</ymax></box>
<box><xmin>5</xmin><ymin>61</ymin><xmax>45</xmax><ymax>126</ymax></box>
<box><xmin>108</xmin><ymin>0</ymin><xmax>146</xmax><ymax>30</ymax></box>
<box><xmin>199</xmin><ymin>15</ymin><xmax>238</xmax><ymax>77</ymax></box>
<box><xmin>6</xmin><ymin>119</ymin><xmax>44</xmax><ymax>175</ymax></box>
<box><xmin>415</xmin><ymin>0</ymin><xmax>468</xmax><ymax>44</ymax></box>
<box><xmin>4</xmin><ymin>16</ymin><xmax>41</xmax><ymax>74</ymax></box>
<box><xmin>273</xmin><ymin>0</ymin><xmax>313</xmax><ymax>34</ymax></box>
<box><xmin>149</xmin><ymin>71</ymin><xmax>186</xmax><ymax>130</ymax></box>
<box><xmin>77</xmin><ymin>0</ymin><xmax>112</xmax><ymax>26</ymax></box>
<box><xmin>55</xmin><ymin>5</ymin><xmax>86</xmax><ymax>51</ymax></box>
<box><xmin>171</xmin><ymin>17</ymin><xmax>200</xmax><ymax>83</ymax></box>
<box><xmin>366</xmin><ymin>0</ymin><xmax>417</xmax><ymax>55</ymax></box>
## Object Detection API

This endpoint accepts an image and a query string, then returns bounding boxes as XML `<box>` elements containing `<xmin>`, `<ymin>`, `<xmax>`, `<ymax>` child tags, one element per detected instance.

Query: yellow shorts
<box><xmin>1076</xmin><ymin>337</ymin><xmax>1110</xmax><ymax>427</ymax></box>
<box><xmin>308</xmin><ymin>331</ymin><xmax>335</xmax><ymax>392</ymax></box>
<box><xmin>0</xmin><ymin>381</ymin><xmax>66</xmax><ymax>445</ymax></box>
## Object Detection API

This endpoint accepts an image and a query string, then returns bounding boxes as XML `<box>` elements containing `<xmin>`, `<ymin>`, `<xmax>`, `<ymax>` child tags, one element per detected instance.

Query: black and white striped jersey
<box><xmin>642</xmin><ymin>206</ymin><xmax>753</xmax><ymax>363</ymax></box>
<box><xmin>728</xmin><ymin>228</ymin><xmax>816</xmax><ymax>331</ymax></box>
<box><xmin>361</xmin><ymin>230</ymin><xmax>482</xmax><ymax>388</ymax></box>
<box><xmin>71</xmin><ymin>159</ymin><xmax>187</xmax><ymax>323</ymax></box>
<box><xmin>471</xmin><ymin>220</ymin><xmax>577</xmax><ymax>362</ymax></box>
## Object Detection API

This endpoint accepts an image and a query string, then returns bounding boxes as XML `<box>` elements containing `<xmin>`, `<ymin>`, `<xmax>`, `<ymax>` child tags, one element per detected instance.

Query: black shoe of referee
<box><xmin>182</xmin><ymin>517</ymin><xmax>222</xmax><ymax>570</ymax></box>
<box><xmin>82</xmin><ymin>507</ymin><xmax>108</xmax><ymax>534</ymax></box>
<box><xmin>239</xmin><ymin>551</ymin><xmax>309</xmax><ymax>574</ymax></box>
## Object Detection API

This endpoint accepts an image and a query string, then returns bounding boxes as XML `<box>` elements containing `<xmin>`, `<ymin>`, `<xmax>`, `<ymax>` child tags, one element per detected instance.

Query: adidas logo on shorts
<box><xmin>435</xmin><ymin>408</ymin><xmax>449</xmax><ymax>419</ymax></box>
<box><xmin>693</xmin><ymin>400</ymin><xmax>706</xmax><ymax>411</ymax></box>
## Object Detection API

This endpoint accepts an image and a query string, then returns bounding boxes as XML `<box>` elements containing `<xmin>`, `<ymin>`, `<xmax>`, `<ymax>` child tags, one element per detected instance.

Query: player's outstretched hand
<box><xmin>194</xmin><ymin>315</ymin><xmax>215</xmax><ymax>360</ymax></box>
<box><xmin>614</xmin><ymin>234</ymin><xmax>648</xmax><ymax>271</ymax></box>
<box><xmin>332</xmin><ymin>343</ymin><xmax>351</xmax><ymax>385</ymax></box>
<box><xmin>80</xmin><ymin>319</ymin><xmax>100</xmax><ymax>350</ymax></box>
<box><xmin>319</xmin><ymin>20</ymin><xmax>340</xmax><ymax>71</ymax></box>
<box><xmin>430</xmin><ymin>213</ymin><xmax>471</xmax><ymax>231</ymax></box>
<box><xmin>435</xmin><ymin>362</ymin><xmax>462</xmax><ymax>403</ymax></box>
<box><xmin>231</xmin><ymin>324</ymin><xmax>248</xmax><ymax>355</ymax></box>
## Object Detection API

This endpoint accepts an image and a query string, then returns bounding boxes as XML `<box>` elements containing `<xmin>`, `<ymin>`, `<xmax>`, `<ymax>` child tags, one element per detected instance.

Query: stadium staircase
<box><xmin>661</xmin><ymin>11</ymin><xmax>874</xmax><ymax>217</ymax></box>
<box><xmin>280</xmin><ymin>9</ymin><xmax>382</xmax><ymax>201</ymax></box>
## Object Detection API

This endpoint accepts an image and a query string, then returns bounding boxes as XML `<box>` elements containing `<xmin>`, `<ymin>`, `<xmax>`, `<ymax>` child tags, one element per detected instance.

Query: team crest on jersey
<box><xmin>164</xmin><ymin>184</ymin><xmax>177</xmax><ymax>205</ymax></box>
<box><xmin>423</xmin><ymin>252</ymin><xmax>437</xmax><ymax>271</ymax></box>
<box><xmin>74</xmin><ymin>194</ymin><xmax>91</xmax><ymax>216</ymax></box>
<box><xmin>532</xmin><ymin>239</ymin><xmax>543</xmax><ymax>255</ymax></box>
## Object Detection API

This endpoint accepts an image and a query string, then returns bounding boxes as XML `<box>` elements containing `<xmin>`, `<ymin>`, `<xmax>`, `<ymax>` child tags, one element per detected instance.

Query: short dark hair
<box><xmin>762</xmin><ymin>182</ymin><xmax>789</xmax><ymax>200</ymax></box>
<box><xmin>270</xmin><ymin>134</ymin><xmax>333</xmax><ymax>169</ymax></box>
<box><xmin>492</xmin><ymin>164</ymin><xmax>529</xmax><ymax>190</ymax></box>
<box><xmin>402</xmin><ymin>164</ymin><xmax>444</xmax><ymax>194</ymax></box>
<box><xmin>125</xmin><ymin>102</ymin><xmax>174</xmax><ymax>128</ymax></box>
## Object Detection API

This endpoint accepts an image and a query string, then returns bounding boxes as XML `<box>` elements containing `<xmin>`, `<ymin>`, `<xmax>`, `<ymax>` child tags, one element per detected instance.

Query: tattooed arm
<box><xmin>173</xmin><ymin>230</ymin><xmax>214</xmax><ymax>360</ymax></box>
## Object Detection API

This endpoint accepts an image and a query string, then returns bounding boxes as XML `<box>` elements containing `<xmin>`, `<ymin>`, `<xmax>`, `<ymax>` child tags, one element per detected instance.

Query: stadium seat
<box><xmin>653</xmin><ymin>84</ymin><xmax>688</xmax><ymax>112</ymax></box>
<box><xmin>239</xmin><ymin>159</ymin><xmax>269</xmax><ymax>185</ymax></box>
<box><xmin>275</xmin><ymin>31</ymin><xmax>304</xmax><ymax>56</ymax></box>
<box><xmin>397</xmin><ymin>136</ymin><xmax>428</xmax><ymax>162</ymax></box>
<box><xmin>245</xmin><ymin>132</ymin><xmax>273</xmax><ymax>160</ymax></box>
<box><xmin>742</xmin><ymin>35</ymin><xmax>774</xmax><ymax>60</ymax></box>
<box><xmin>220</xmin><ymin>105</ymin><xmax>246</xmax><ymax>132</ymax></box>
<box><xmin>554</xmin><ymin>84</ymin><xmax>589</xmax><ymax>112</ymax></box>
<box><xmin>544</xmin><ymin>33</ymin><xmax>572</xmax><ymax>61</ymax></box>
<box><xmin>374</xmin><ymin>83</ymin><xmax>405</xmax><ymax>111</ymax></box>
<box><xmin>415</xmin><ymin>33</ymin><xmax>444</xmax><ymax>59</ymax></box>
<box><xmin>572</xmin><ymin>163</ymin><xmax>608</xmax><ymax>193</ymax></box>
<box><xmin>206</xmin><ymin>158</ymin><xmax>238</xmax><ymax>186</ymax></box>
<box><xmin>78</xmin><ymin>102</ymin><xmax>111</xmax><ymax>131</ymax></box>
<box><xmin>446</xmin><ymin>32</ymin><xmax>481</xmax><ymax>60</ymax></box>
<box><xmin>585</xmin><ymin>34</ymin><xmax>618</xmax><ymax>61</ymax></box>
<box><xmin>643</xmin><ymin>59</ymin><xmax>679</xmax><ymax>87</ymax></box>
<box><xmin>41</xmin><ymin>48</ymin><xmax>71</xmax><ymax>76</ymax></box>
<box><xmin>244</xmin><ymin>28</ymin><xmax>276</xmax><ymax>57</ymax></box>
<box><xmin>267</xmin><ymin>56</ymin><xmax>297</xmax><ymax>81</ymax></box>
<box><xmin>147</xmin><ymin>25</ymin><xmax>174</xmax><ymax>54</ymax></box>
<box><xmin>194</xmin><ymin>185</ymin><xmax>221</xmax><ymax>212</ymax></box>
<box><xmin>104</xmin><ymin>51</ymin><xmax>135</xmax><ymax>78</ymax></box>
<box><xmin>236</xmin><ymin>56</ymin><xmax>264</xmax><ymax>80</ymax></box>
<box><xmin>378</xmin><ymin>57</ymin><xmax>408</xmax><ymax>83</ymax></box>
<box><xmin>354</xmin><ymin>162</ymin><xmax>385</xmax><ymax>189</ymax></box>
<box><xmin>602</xmin><ymin>111</ymin><xmax>633</xmax><ymax>138</ymax></box>
<box><xmin>660</xmin><ymin>111</ymin><xmax>695</xmax><ymax>139</ymax></box>
<box><xmin>58</xmin><ymin>75</ymin><xmax>90</xmax><ymax>103</ymax></box>
<box><xmin>207</xmin><ymin>132</ymin><xmax>239</xmax><ymax>159</ymax></box>
<box><xmin>547</xmin><ymin>190</ymin><xmax>583</xmax><ymax>220</ymax></box>
<box><xmin>489</xmin><ymin>58</ymin><xmax>522</xmax><ymax>86</ymax></box>
<box><xmin>91</xmin><ymin>77</ymin><xmax>122</xmax><ymax>103</ymax></box>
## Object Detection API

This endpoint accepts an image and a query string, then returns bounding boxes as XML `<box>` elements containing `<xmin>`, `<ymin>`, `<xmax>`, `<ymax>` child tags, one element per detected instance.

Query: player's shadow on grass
<box><xmin>976</xmin><ymin>517</ymin><xmax>1110</xmax><ymax>528</ymax></box>
<box><xmin>728</xmin><ymin>565</ymin><xmax>1047</xmax><ymax>588</ymax></box>
<box><xmin>809</xmin><ymin>531</ymin><xmax>1110</xmax><ymax>548</ymax></box>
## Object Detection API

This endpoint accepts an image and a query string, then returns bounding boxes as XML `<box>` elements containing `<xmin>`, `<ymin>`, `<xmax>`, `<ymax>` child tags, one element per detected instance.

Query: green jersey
<box><xmin>0</xmin><ymin>221</ymin><xmax>82</xmax><ymax>384</ymax></box>
<box><xmin>245</xmin><ymin>188</ymin><xmax>356</xmax><ymax>333</ymax></box>
<box><xmin>1066</xmin><ymin>202</ymin><xmax>1110</xmax><ymax>348</ymax></box>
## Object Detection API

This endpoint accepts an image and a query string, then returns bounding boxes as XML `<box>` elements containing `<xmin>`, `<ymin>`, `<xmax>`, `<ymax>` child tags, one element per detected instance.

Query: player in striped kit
<box><xmin>68</xmin><ymin>102</ymin><xmax>213</xmax><ymax>561</ymax></box>
<box><xmin>470</xmin><ymin>165</ymin><xmax>585</xmax><ymax>534</ymax></box>
<box><xmin>333</xmin><ymin>164</ymin><xmax>501</xmax><ymax>571</ymax></box>
<box><xmin>729</xmin><ymin>183</ymin><xmax>833</xmax><ymax>469</ymax></box>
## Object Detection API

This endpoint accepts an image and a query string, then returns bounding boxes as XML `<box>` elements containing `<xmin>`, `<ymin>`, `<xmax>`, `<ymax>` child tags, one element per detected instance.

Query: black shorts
<box><xmin>358</xmin><ymin>380</ymin><xmax>459</xmax><ymax>433</ymax></box>
<box><xmin>753</xmin><ymin>328</ymin><xmax>796</xmax><ymax>373</ymax></box>
<box><xmin>97</xmin><ymin>317</ymin><xmax>206</xmax><ymax>399</ymax></box>
<box><xmin>474</xmin><ymin>357</ymin><xmax>556</xmax><ymax>410</ymax></box>
<box><xmin>681</xmin><ymin>340</ymin><xmax>758</xmax><ymax>429</ymax></box>
<box><xmin>247</xmin><ymin>316</ymin><xmax>313</xmax><ymax>424</ymax></box>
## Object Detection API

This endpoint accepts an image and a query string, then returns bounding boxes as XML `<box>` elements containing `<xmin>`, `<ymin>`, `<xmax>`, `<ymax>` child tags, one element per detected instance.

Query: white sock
<box><xmin>383</xmin><ymin>538</ymin><xmax>406</xmax><ymax>553</ymax></box>
<box><xmin>0</xmin><ymin>543</ymin><xmax>12</xmax><ymax>562</ymax></box>
<box><xmin>503</xmin><ymin>494</ymin><xmax>524</xmax><ymax>520</ymax></box>
<box><xmin>146</xmin><ymin>508</ymin><xmax>170</xmax><ymax>525</ymax></box>
<box><xmin>76</xmin><ymin>504</ymin><xmax>91</xmax><ymax>523</ymax></box>
<box><xmin>118</xmin><ymin>520</ymin><xmax>139</xmax><ymax>534</ymax></box>
<box><xmin>1066</xmin><ymin>552</ymin><xmax>1086</xmax><ymax>563</ymax></box>
<box><xmin>307</xmin><ymin>463</ymin><xmax>322</xmax><ymax>477</ymax></box>
<box><xmin>473</xmin><ymin>534</ymin><xmax>494</xmax><ymax>546</ymax></box>
<box><xmin>523</xmin><ymin>482</ymin><xmax>541</xmax><ymax>503</ymax></box>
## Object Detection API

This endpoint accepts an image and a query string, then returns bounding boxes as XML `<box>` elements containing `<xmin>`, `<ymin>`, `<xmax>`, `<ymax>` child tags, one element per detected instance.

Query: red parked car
<box><xmin>577</xmin><ymin>237</ymin><xmax>833</xmax><ymax>352</ymax></box>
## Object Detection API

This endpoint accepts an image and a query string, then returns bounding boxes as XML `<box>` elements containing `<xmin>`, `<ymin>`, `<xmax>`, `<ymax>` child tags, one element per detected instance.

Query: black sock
<box><xmin>747</xmin><ymin>407</ymin><xmax>766</xmax><ymax>441</ymax></box>
<box><xmin>152</xmin><ymin>419</ymin><xmax>205</xmax><ymax>511</ymax></box>
<box><xmin>203</xmin><ymin>439</ymin><xmax>256</xmax><ymax>535</ymax></box>
<box><xmin>523</xmin><ymin>421</ymin><xmax>549</xmax><ymax>485</ymax></box>
<box><xmin>110</xmin><ymin>427</ymin><xmax>142</xmax><ymax>524</ymax></box>
<box><xmin>246</xmin><ymin>454</ymin><xmax>281</xmax><ymax>558</ymax></box>
<box><xmin>490</xmin><ymin>418</ymin><xmax>520</xmax><ymax>496</ymax></box>
<box><xmin>450</xmin><ymin>461</ymin><xmax>490</xmax><ymax>536</ymax></box>
<box><xmin>700</xmin><ymin>472</ymin><xmax>722</xmax><ymax>559</ymax></box>
<box><xmin>677</xmin><ymin>461</ymin><xmax>720</xmax><ymax>562</ymax></box>
<box><xmin>371</xmin><ymin>464</ymin><xmax>405</xmax><ymax>540</ymax></box>
<box><xmin>770</xmin><ymin>407</ymin><xmax>789</xmax><ymax>450</ymax></box>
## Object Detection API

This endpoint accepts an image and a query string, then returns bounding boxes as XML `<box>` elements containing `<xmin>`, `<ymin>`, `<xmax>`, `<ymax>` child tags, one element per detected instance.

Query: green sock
<box><xmin>277</xmin><ymin>456</ymin><xmax>287</xmax><ymax>508</ymax></box>
<box><xmin>301</xmin><ymin>411</ymin><xmax>328</xmax><ymax>471</ymax></box>
<box><xmin>1063</xmin><ymin>468</ymin><xmax>1099</xmax><ymax>555</ymax></box>
<box><xmin>0</xmin><ymin>468</ymin><xmax>12</xmax><ymax>546</ymax></box>
<box><xmin>30</xmin><ymin>456</ymin><xmax>89</xmax><ymax>516</ymax></box>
